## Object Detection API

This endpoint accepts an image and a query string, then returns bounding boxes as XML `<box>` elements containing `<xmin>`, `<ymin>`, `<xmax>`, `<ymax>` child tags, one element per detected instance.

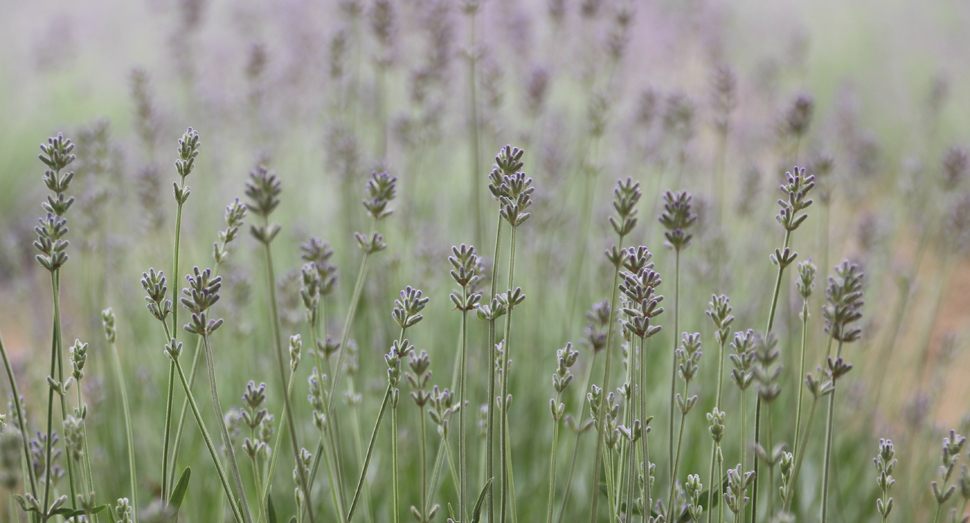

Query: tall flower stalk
<box><xmin>668</xmin><ymin>333</ymin><xmax>702</xmax><ymax>516</ymax></box>
<box><xmin>819</xmin><ymin>261</ymin><xmax>865</xmax><ymax>523</ymax></box>
<box><xmin>704</xmin><ymin>294</ymin><xmax>733</xmax><ymax>523</ymax></box>
<box><xmin>554</xmin><ymin>302</ymin><xmax>609</xmax><ymax>523</ymax></box>
<box><xmin>102</xmin><ymin>310</ymin><xmax>137</xmax><ymax>521</ymax></box>
<box><xmin>480</xmin><ymin>145</ymin><xmax>521</xmax><ymax>523</ymax></box>
<box><xmin>245</xmin><ymin>167</ymin><xmax>314</xmax><ymax>523</ymax></box>
<box><xmin>348</xmin><ymin>287</ymin><xmax>424</xmax><ymax>523</ymax></box>
<box><xmin>326</xmin><ymin>171</ymin><xmax>397</xmax><ymax>457</ymax></box>
<box><xmin>659</xmin><ymin>189</ymin><xmax>696</xmax><ymax>498</ymax></box>
<box><xmin>161</xmin><ymin>128</ymin><xmax>199</xmax><ymax>503</ymax></box>
<box><xmin>752</xmin><ymin>166</ymin><xmax>814</xmax><ymax>522</ymax></box>
<box><xmin>783</xmin><ymin>260</ymin><xmax>816</xmax><ymax>512</ymax></box>
<box><xmin>34</xmin><ymin>133</ymin><xmax>80</xmax><ymax>519</ymax></box>
<box><xmin>181</xmin><ymin>267</ymin><xmax>253</xmax><ymax>523</ymax></box>
<box><xmin>167</xmin><ymin>198</ymin><xmax>247</xmax><ymax>492</ymax></box>
<box><xmin>492</xmin><ymin>147</ymin><xmax>534</xmax><ymax>523</ymax></box>
<box><xmin>392</xmin><ymin>287</ymin><xmax>430</xmax><ymax>523</ymax></box>
<box><xmin>450</xmin><ymin>246</ymin><xmax>482</xmax><ymax>523</ymax></box>
<box><xmin>545</xmin><ymin>343</ymin><xmax>579</xmax><ymax>523</ymax></box>
<box><xmin>588</xmin><ymin>178</ymin><xmax>641</xmax><ymax>523</ymax></box>
<box><xmin>618</xmin><ymin>246</ymin><xmax>663</xmax><ymax>521</ymax></box>
<box><xmin>874</xmin><ymin>439</ymin><xmax>897</xmax><ymax>522</ymax></box>
<box><xmin>406</xmin><ymin>349</ymin><xmax>435</xmax><ymax>522</ymax></box>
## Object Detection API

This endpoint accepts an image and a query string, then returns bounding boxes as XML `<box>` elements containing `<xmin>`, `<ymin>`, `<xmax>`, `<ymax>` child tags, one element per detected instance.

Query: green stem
<box><xmin>392</xmin><ymin>406</ymin><xmax>400</xmax><ymax>523</ymax></box>
<box><xmin>819</xmin><ymin>339</ymin><xmax>844</xmax><ymax>523</ymax></box>
<box><xmin>707</xmin><ymin>334</ymin><xmax>728</xmax><ymax>523</ymax></box>
<box><xmin>446</xmin><ymin>436</ymin><xmax>462</xmax><ymax>501</ymax></box>
<box><xmin>202</xmin><ymin>333</ymin><xmax>253</xmax><ymax>523</ymax></box>
<box><xmin>588</xmin><ymin>234</ymin><xmax>625</xmax><ymax>523</ymax></box>
<box><xmin>545</xmin><ymin>392</ymin><xmax>563</xmax><ymax>523</ymax></box>
<box><xmin>640</xmin><ymin>335</ymin><xmax>651</xmax><ymax>521</ymax></box>
<box><xmin>487</xmin><ymin>213</ymin><xmax>503</xmax><ymax>523</ymax></box>
<box><xmin>425</xmin><ymin>432</ymin><xmax>446</xmax><ymax>516</ymax></box>
<box><xmin>169</xmin><ymin>259</ymin><xmax>227</xmax><ymax>490</ymax></box>
<box><xmin>751</xmin><ymin>229</ymin><xmax>792</xmax><ymax>523</ymax></box>
<box><xmin>785</xmin><ymin>302</ymin><xmax>810</xmax><ymax>512</ymax></box>
<box><xmin>263</xmin><ymin>353</ymin><xmax>297</xmax><ymax>505</ymax></box>
<box><xmin>173</xmin><ymin>357</ymin><xmax>243</xmax><ymax>523</ymax></box>
<box><xmin>43</xmin><ymin>272</ymin><xmax>79</xmax><ymax>520</ymax></box>
<box><xmin>669</xmin><ymin>382</ymin><xmax>689</xmax><ymax>517</ymax></box>
<box><xmin>168</xmin><ymin>333</ymin><xmax>203</xmax><ymax>489</ymax></box>
<box><xmin>261</xmin><ymin>232</ymin><xmax>315</xmax><ymax>523</ymax></box>
<box><xmin>347</xmin><ymin>386</ymin><xmax>391</xmax><ymax>522</ymax></box>
<box><xmin>418</xmin><ymin>403</ymin><xmax>428</xmax><ymax>521</ymax></box>
<box><xmin>555</xmin><ymin>351</ymin><xmax>598</xmax><ymax>523</ymax></box>
<box><xmin>499</xmin><ymin>226</ymin><xmax>519</xmax><ymax>523</ymax></box>
<box><xmin>250</xmin><ymin>427</ymin><xmax>266</xmax><ymax>523</ymax></box>
<box><xmin>668</xmin><ymin>250</ymin><xmax>681</xmax><ymax>489</ymax></box>
<box><xmin>503</xmin><ymin>421</ymin><xmax>518</xmax><ymax>523</ymax></box>
<box><xmin>75</xmin><ymin>384</ymin><xmax>98</xmax><ymax>523</ymax></box>
<box><xmin>163</xmin><ymin>189</ymin><xmax>186</xmax><ymax>501</ymax></box>
<box><xmin>458</xmin><ymin>286</ymin><xmax>469</xmax><ymax>523</ymax></box>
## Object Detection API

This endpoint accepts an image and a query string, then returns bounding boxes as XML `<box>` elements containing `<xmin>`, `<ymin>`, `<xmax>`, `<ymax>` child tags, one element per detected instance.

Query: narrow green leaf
<box><xmin>470</xmin><ymin>477</ymin><xmax>493</xmax><ymax>523</ymax></box>
<box><xmin>267</xmin><ymin>493</ymin><xmax>278</xmax><ymax>523</ymax></box>
<box><xmin>169</xmin><ymin>466</ymin><xmax>192</xmax><ymax>513</ymax></box>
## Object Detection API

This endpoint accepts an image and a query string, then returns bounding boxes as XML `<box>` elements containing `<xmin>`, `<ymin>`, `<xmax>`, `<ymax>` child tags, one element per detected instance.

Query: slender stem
<box><xmin>0</xmin><ymin>329</ymin><xmax>38</xmax><ymax>498</ymax></box>
<box><xmin>169</xmin><ymin>258</ymin><xmax>228</xmax><ymax>490</ymax></box>
<box><xmin>111</xmin><ymin>342</ymin><xmax>138</xmax><ymax>518</ymax></box>
<box><xmin>786</xmin><ymin>302</ymin><xmax>810</xmax><ymax>513</ymax></box>
<box><xmin>784</xmin><ymin>342</ymin><xmax>829</xmax><ymax>512</ymax></box>
<box><xmin>819</xmin><ymin>339</ymin><xmax>844</xmax><ymax>523</ymax></box>
<box><xmin>261</xmin><ymin>232</ymin><xmax>316</xmax><ymax>523</ymax></box>
<box><xmin>503</xmin><ymin>421</ymin><xmax>518</xmax><ymax>523</ymax></box>
<box><xmin>42</xmin><ymin>272</ymin><xmax>78</xmax><ymax>520</ymax></box>
<box><xmin>739</xmin><ymin>390</ymin><xmax>746</xmax><ymax>480</ymax></box>
<box><xmin>487</xmin><ymin>214</ymin><xmax>503</xmax><ymax>523</ymax></box>
<box><xmin>302</xmin><ymin>303</ymin><xmax>347</xmax><ymax>521</ymax></box>
<box><xmin>458</xmin><ymin>285</ymin><xmax>469</xmax><ymax>523</ymax></box>
<box><xmin>263</xmin><ymin>359</ymin><xmax>297</xmax><ymax>504</ymax></box>
<box><xmin>751</xmin><ymin>229</ymin><xmax>792</xmax><ymax>523</ymax></box>
<box><xmin>624</xmin><ymin>434</ymin><xmax>636</xmax><ymax>523</ymax></box>
<box><xmin>588</xmin><ymin>234</ymin><xmax>625</xmax><ymax>523</ymax></box>
<box><xmin>250</xmin><ymin>426</ymin><xmax>266</xmax><ymax>523</ymax></box>
<box><xmin>163</xmin><ymin>188</ymin><xmax>186</xmax><ymax>501</ymax></box>
<box><xmin>640</xmin><ymin>335</ymin><xmax>651</xmax><ymax>521</ymax></box>
<box><xmin>668</xmin><ymin>250</ymin><xmax>681</xmax><ymax>488</ymax></box>
<box><xmin>172</xmin><ymin>356</ymin><xmax>243</xmax><ymax>523</ymax></box>
<box><xmin>669</xmin><ymin>382</ymin><xmax>689</xmax><ymax>516</ymax></box>
<box><xmin>707</xmin><ymin>334</ymin><xmax>728</xmax><ymax>523</ymax></box>
<box><xmin>425</xmin><ymin>432</ymin><xmax>446</xmax><ymax>516</ymax></box>
<box><xmin>499</xmin><ymin>226</ymin><xmax>520</xmax><ymax>523</ymax></box>
<box><xmin>392</xmin><ymin>406</ymin><xmax>400</xmax><ymax>523</ymax></box>
<box><xmin>168</xmin><ymin>333</ymin><xmax>204</xmax><ymax>489</ymax></box>
<box><xmin>418</xmin><ymin>403</ymin><xmax>428</xmax><ymax>521</ymax></box>
<box><xmin>545</xmin><ymin>392</ymin><xmax>563</xmax><ymax>523</ymax></box>
<box><xmin>445</xmin><ymin>436</ymin><xmax>462</xmax><ymax>500</ymax></box>
<box><xmin>643</xmin><ymin>427</ymin><xmax>653</xmax><ymax>523</ymax></box>
<box><xmin>555</xmin><ymin>351</ymin><xmax>598</xmax><ymax>523</ymax></box>
<box><xmin>202</xmin><ymin>334</ymin><xmax>253</xmax><ymax>523</ymax></box>
<box><xmin>327</xmin><ymin>246</ymin><xmax>371</xmax><ymax>415</ymax></box>
<box><xmin>347</xmin><ymin>386</ymin><xmax>391</xmax><ymax>522</ymax></box>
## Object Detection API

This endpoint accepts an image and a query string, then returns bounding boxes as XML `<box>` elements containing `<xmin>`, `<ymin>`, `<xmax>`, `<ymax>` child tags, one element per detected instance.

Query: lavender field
<box><xmin>0</xmin><ymin>0</ymin><xmax>969</xmax><ymax>522</ymax></box>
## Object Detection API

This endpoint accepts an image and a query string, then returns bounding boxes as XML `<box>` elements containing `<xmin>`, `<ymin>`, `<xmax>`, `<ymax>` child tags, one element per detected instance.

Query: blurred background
<box><xmin>0</xmin><ymin>0</ymin><xmax>969</xmax><ymax>521</ymax></box>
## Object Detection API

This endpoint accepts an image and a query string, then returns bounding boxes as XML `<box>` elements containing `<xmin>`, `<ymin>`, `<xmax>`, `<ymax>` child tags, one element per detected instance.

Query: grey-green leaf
<box><xmin>169</xmin><ymin>466</ymin><xmax>192</xmax><ymax>513</ymax></box>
